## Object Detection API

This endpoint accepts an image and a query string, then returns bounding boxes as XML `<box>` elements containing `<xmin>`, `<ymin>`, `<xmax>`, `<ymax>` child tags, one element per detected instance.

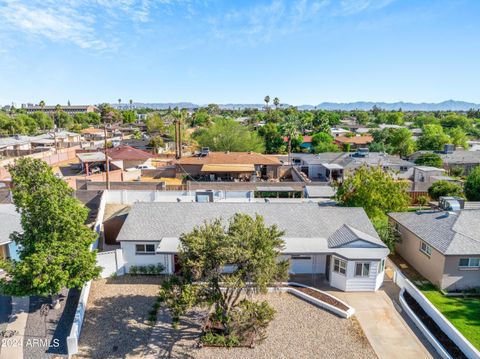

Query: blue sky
<box><xmin>0</xmin><ymin>0</ymin><xmax>479</xmax><ymax>106</ymax></box>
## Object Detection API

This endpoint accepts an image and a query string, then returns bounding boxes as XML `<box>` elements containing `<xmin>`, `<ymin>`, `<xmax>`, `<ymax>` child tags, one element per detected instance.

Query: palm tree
<box><xmin>129</xmin><ymin>99</ymin><xmax>133</xmax><ymax>109</ymax></box>
<box><xmin>273</xmin><ymin>97</ymin><xmax>280</xmax><ymax>109</ymax></box>
<box><xmin>118</xmin><ymin>98</ymin><xmax>121</xmax><ymax>109</ymax></box>
<box><xmin>280</xmin><ymin>114</ymin><xmax>300</xmax><ymax>164</ymax></box>
<box><xmin>264</xmin><ymin>95</ymin><xmax>270</xmax><ymax>112</ymax></box>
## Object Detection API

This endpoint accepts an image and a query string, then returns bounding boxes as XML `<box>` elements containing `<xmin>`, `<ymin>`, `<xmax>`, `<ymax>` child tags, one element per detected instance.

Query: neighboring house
<box><xmin>22</xmin><ymin>104</ymin><xmax>97</xmax><ymax>115</ymax></box>
<box><xmin>330</xmin><ymin>128</ymin><xmax>351</xmax><ymax>137</ymax></box>
<box><xmin>411</xmin><ymin>166</ymin><xmax>461</xmax><ymax>192</ymax></box>
<box><xmin>334</xmin><ymin>135</ymin><xmax>373</xmax><ymax>150</ymax></box>
<box><xmin>175</xmin><ymin>151</ymin><xmax>282</xmax><ymax>181</ymax></box>
<box><xmin>294</xmin><ymin>150</ymin><xmax>414</xmax><ymax>182</ymax></box>
<box><xmin>0</xmin><ymin>137</ymin><xmax>32</xmax><ymax>151</ymax></box>
<box><xmin>107</xmin><ymin>145</ymin><xmax>153</xmax><ymax>170</ymax></box>
<box><xmin>283</xmin><ymin>135</ymin><xmax>313</xmax><ymax>151</ymax></box>
<box><xmin>115</xmin><ymin>202</ymin><xmax>389</xmax><ymax>292</ymax></box>
<box><xmin>0</xmin><ymin>204</ymin><xmax>21</xmax><ymax>261</ymax></box>
<box><xmin>409</xmin><ymin>149</ymin><xmax>480</xmax><ymax>175</ymax></box>
<box><xmin>389</xmin><ymin>209</ymin><xmax>480</xmax><ymax>291</ymax></box>
<box><xmin>81</xmin><ymin>127</ymin><xmax>106</xmax><ymax>141</ymax></box>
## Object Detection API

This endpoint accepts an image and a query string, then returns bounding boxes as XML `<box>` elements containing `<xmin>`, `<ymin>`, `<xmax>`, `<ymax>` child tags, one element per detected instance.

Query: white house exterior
<box><xmin>0</xmin><ymin>204</ymin><xmax>21</xmax><ymax>262</ymax></box>
<box><xmin>115</xmin><ymin>202</ymin><xmax>389</xmax><ymax>292</ymax></box>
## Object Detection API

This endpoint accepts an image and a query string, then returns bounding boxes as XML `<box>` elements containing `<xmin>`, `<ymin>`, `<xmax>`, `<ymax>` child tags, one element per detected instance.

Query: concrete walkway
<box><xmin>0</xmin><ymin>296</ymin><xmax>29</xmax><ymax>359</ymax></box>
<box><xmin>328</xmin><ymin>284</ymin><xmax>436</xmax><ymax>359</ymax></box>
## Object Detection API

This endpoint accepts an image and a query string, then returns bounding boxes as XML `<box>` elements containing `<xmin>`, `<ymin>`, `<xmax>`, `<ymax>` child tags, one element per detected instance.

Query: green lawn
<box><xmin>419</xmin><ymin>283</ymin><xmax>480</xmax><ymax>350</ymax></box>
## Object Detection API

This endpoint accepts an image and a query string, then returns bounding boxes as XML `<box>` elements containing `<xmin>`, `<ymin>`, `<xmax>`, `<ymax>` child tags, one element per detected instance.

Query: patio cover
<box><xmin>322</xmin><ymin>163</ymin><xmax>343</xmax><ymax>170</ymax></box>
<box><xmin>200</xmin><ymin>164</ymin><xmax>255</xmax><ymax>172</ymax></box>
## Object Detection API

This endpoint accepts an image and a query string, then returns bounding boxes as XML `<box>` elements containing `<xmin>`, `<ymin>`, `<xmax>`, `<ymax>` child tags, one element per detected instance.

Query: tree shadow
<box><xmin>145</xmin><ymin>307</ymin><xmax>207</xmax><ymax>359</ymax></box>
<box><xmin>0</xmin><ymin>295</ymin><xmax>12</xmax><ymax>327</ymax></box>
<box><xmin>77</xmin><ymin>293</ymin><xmax>160</xmax><ymax>359</ymax></box>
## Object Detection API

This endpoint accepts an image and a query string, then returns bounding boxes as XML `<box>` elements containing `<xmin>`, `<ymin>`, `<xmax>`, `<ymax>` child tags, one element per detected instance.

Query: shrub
<box><xmin>416</xmin><ymin>195</ymin><xmax>429</xmax><ymax>207</ymax></box>
<box><xmin>414</xmin><ymin>153</ymin><xmax>443</xmax><ymax>168</ymax></box>
<box><xmin>464</xmin><ymin>167</ymin><xmax>480</xmax><ymax>201</ymax></box>
<box><xmin>428</xmin><ymin>180</ymin><xmax>464</xmax><ymax>200</ymax></box>
<box><xmin>201</xmin><ymin>332</ymin><xmax>240</xmax><ymax>348</ymax></box>
<box><xmin>130</xmin><ymin>263</ymin><xmax>166</xmax><ymax>276</ymax></box>
<box><xmin>230</xmin><ymin>300</ymin><xmax>276</xmax><ymax>343</ymax></box>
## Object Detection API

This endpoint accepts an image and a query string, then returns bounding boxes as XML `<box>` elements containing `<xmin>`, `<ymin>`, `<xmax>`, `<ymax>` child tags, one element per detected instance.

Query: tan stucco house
<box><xmin>388</xmin><ymin>210</ymin><xmax>480</xmax><ymax>291</ymax></box>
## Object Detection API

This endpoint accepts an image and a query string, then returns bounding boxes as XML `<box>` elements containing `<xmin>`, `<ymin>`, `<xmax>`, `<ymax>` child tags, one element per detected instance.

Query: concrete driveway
<box><xmin>328</xmin><ymin>282</ymin><xmax>437</xmax><ymax>359</ymax></box>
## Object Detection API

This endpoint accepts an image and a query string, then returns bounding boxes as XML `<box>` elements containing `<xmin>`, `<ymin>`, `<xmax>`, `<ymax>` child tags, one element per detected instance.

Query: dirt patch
<box><xmin>289</xmin><ymin>284</ymin><xmax>349</xmax><ymax>311</ymax></box>
<box><xmin>74</xmin><ymin>276</ymin><xmax>164</xmax><ymax>359</ymax></box>
<box><xmin>403</xmin><ymin>291</ymin><xmax>468</xmax><ymax>359</ymax></box>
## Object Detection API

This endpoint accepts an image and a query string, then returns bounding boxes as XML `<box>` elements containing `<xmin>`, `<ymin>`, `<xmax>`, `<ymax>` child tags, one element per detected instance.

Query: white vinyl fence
<box><xmin>388</xmin><ymin>259</ymin><xmax>480</xmax><ymax>359</ymax></box>
<box><xmin>96</xmin><ymin>249</ymin><xmax>125</xmax><ymax>278</ymax></box>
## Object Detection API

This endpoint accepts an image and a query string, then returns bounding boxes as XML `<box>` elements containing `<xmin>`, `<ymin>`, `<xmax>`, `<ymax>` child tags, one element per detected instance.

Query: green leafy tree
<box><xmin>428</xmin><ymin>180</ymin><xmax>464</xmax><ymax>200</ymax></box>
<box><xmin>414</xmin><ymin>153</ymin><xmax>443</xmax><ymax>168</ymax></box>
<box><xmin>311</xmin><ymin>132</ymin><xmax>339</xmax><ymax>153</ymax></box>
<box><xmin>280</xmin><ymin>114</ymin><xmax>300</xmax><ymax>159</ymax></box>
<box><xmin>335</xmin><ymin>165</ymin><xmax>410</xmax><ymax>219</ymax></box>
<box><xmin>258</xmin><ymin>122</ymin><xmax>285</xmax><ymax>154</ymax></box>
<box><xmin>273</xmin><ymin>97</ymin><xmax>280</xmax><ymax>109</ymax></box>
<box><xmin>193</xmin><ymin>118</ymin><xmax>265</xmax><ymax>152</ymax></box>
<box><xmin>417</xmin><ymin>124</ymin><xmax>450</xmax><ymax>150</ymax></box>
<box><xmin>0</xmin><ymin>158</ymin><xmax>100</xmax><ymax>302</ymax></box>
<box><xmin>264</xmin><ymin>95</ymin><xmax>270</xmax><ymax>111</ymax></box>
<box><xmin>148</xmin><ymin>135</ymin><xmax>164</xmax><ymax>152</ymax></box>
<box><xmin>122</xmin><ymin>110</ymin><xmax>136</xmax><ymax>124</ymax></box>
<box><xmin>447</xmin><ymin>127</ymin><xmax>468</xmax><ymax>149</ymax></box>
<box><xmin>162</xmin><ymin>213</ymin><xmax>288</xmax><ymax>336</ymax></box>
<box><xmin>146</xmin><ymin>113</ymin><xmax>166</xmax><ymax>134</ymax></box>
<box><xmin>464</xmin><ymin>167</ymin><xmax>480</xmax><ymax>201</ymax></box>
<box><xmin>31</xmin><ymin>112</ymin><xmax>54</xmax><ymax>131</ymax></box>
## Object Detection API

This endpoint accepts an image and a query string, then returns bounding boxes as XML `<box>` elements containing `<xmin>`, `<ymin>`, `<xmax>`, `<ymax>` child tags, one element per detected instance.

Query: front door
<box><xmin>325</xmin><ymin>255</ymin><xmax>331</xmax><ymax>281</ymax></box>
<box><xmin>173</xmin><ymin>255</ymin><xmax>181</xmax><ymax>274</ymax></box>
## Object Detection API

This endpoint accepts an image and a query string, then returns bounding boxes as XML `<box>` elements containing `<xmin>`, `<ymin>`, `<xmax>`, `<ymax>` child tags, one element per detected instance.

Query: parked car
<box><xmin>135</xmin><ymin>164</ymin><xmax>155</xmax><ymax>170</ymax></box>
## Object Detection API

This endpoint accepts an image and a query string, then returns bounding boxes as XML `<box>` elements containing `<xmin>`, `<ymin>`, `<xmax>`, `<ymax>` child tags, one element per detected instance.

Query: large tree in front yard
<box><xmin>0</xmin><ymin>158</ymin><xmax>100</xmax><ymax>304</ymax></box>
<box><xmin>160</xmin><ymin>213</ymin><xmax>289</xmax><ymax>345</ymax></box>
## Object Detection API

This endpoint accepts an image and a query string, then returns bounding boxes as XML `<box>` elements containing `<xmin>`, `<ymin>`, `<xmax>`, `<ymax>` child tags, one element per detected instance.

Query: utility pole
<box><xmin>175</xmin><ymin>116</ymin><xmax>182</xmax><ymax>160</ymax></box>
<box><xmin>104</xmin><ymin>122</ymin><xmax>110</xmax><ymax>190</ymax></box>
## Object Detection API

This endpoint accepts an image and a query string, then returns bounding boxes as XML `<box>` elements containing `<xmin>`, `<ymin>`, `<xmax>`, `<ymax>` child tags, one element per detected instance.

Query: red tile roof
<box><xmin>283</xmin><ymin>135</ymin><xmax>312</xmax><ymax>143</ymax></box>
<box><xmin>107</xmin><ymin>145</ymin><xmax>152</xmax><ymax>161</ymax></box>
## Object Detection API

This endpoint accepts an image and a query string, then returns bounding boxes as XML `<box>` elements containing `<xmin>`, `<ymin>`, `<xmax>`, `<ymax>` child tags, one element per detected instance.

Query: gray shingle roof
<box><xmin>328</xmin><ymin>224</ymin><xmax>385</xmax><ymax>248</ymax></box>
<box><xmin>0</xmin><ymin>204</ymin><xmax>21</xmax><ymax>245</ymax></box>
<box><xmin>116</xmin><ymin>203</ymin><xmax>384</xmax><ymax>250</ymax></box>
<box><xmin>389</xmin><ymin>210</ymin><xmax>480</xmax><ymax>255</ymax></box>
<box><xmin>301</xmin><ymin>152</ymin><xmax>414</xmax><ymax>169</ymax></box>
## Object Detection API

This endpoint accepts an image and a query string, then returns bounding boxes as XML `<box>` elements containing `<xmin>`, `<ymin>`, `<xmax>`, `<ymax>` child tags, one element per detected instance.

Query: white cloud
<box><xmin>0</xmin><ymin>0</ymin><xmax>187</xmax><ymax>50</ymax></box>
<box><xmin>208</xmin><ymin>0</ymin><xmax>330</xmax><ymax>45</ymax></box>
<box><xmin>339</xmin><ymin>0</ymin><xmax>395</xmax><ymax>15</ymax></box>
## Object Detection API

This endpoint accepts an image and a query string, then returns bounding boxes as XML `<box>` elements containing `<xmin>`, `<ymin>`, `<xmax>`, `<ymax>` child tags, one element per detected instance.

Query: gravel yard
<box><xmin>75</xmin><ymin>276</ymin><xmax>164</xmax><ymax>359</ymax></box>
<box><xmin>146</xmin><ymin>292</ymin><xmax>377</xmax><ymax>359</ymax></box>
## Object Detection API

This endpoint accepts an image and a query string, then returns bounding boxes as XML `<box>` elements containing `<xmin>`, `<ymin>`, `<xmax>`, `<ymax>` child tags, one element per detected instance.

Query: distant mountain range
<box><xmin>113</xmin><ymin>100</ymin><xmax>480</xmax><ymax>111</ymax></box>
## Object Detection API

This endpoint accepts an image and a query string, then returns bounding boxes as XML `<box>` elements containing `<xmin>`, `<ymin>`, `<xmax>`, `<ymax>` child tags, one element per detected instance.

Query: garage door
<box><xmin>290</xmin><ymin>256</ymin><xmax>313</xmax><ymax>274</ymax></box>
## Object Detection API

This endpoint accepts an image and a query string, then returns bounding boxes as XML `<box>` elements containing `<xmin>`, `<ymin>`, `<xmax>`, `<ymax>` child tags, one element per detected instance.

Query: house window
<box><xmin>378</xmin><ymin>259</ymin><xmax>385</xmax><ymax>273</ymax></box>
<box><xmin>333</xmin><ymin>258</ymin><xmax>347</xmax><ymax>275</ymax></box>
<box><xmin>420</xmin><ymin>241</ymin><xmax>432</xmax><ymax>256</ymax></box>
<box><xmin>458</xmin><ymin>258</ymin><xmax>480</xmax><ymax>268</ymax></box>
<box><xmin>135</xmin><ymin>244</ymin><xmax>155</xmax><ymax>255</ymax></box>
<box><xmin>355</xmin><ymin>262</ymin><xmax>370</xmax><ymax>277</ymax></box>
